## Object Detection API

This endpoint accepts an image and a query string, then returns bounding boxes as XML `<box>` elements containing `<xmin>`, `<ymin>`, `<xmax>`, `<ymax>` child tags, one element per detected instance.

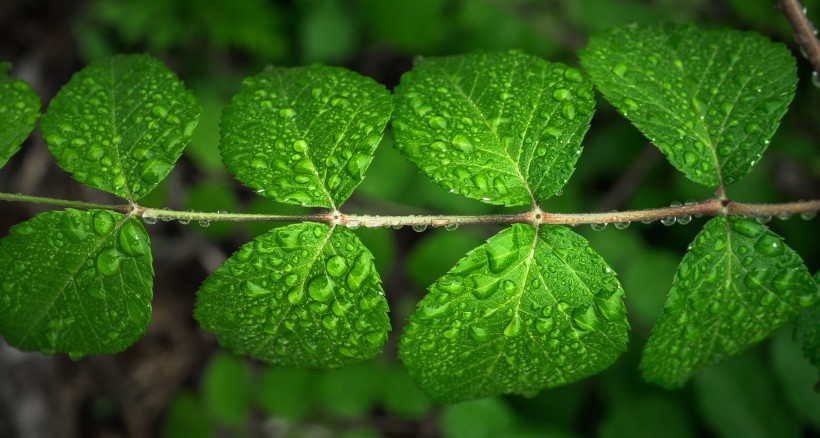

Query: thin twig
<box><xmin>1</xmin><ymin>192</ymin><xmax>818</xmax><ymax>228</ymax></box>
<box><xmin>777</xmin><ymin>0</ymin><xmax>820</xmax><ymax>76</ymax></box>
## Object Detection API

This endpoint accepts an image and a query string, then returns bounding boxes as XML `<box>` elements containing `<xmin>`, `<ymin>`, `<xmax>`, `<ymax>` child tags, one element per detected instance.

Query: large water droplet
<box><xmin>92</xmin><ymin>211</ymin><xmax>116</xmax><ymax>236</ymax></box>
<box><xmin>96</xmin><ymin>247</ymin><xmax>122</xmax><ymax>276</ymax></box>
<box><xmin>571</xmin><ymin>304</ymin><xmax>601</xmax><ymax>332</ymax></box>
<box><xmin>503</xmin><ymin>315</ymin><xmax>523</xmax><ymax>337</ymax></box>
<box><xmin>307</xmin><ymin>275</ymin><xmax>334</xmax><ymax>303</ymax></box>
<box><xmin>731</xmin><ymin>218</ymin><xmax>764</xmax><ymax>238</ymax></box>
<box><xmin>468</xmin><ymin>325</ymin><xmax>491</xmax><ymax>342</ymax></box>
<box><xmin>244</xmin><ymin>280</ymin><xmax>271</xmax><ymax>297</ymax></box>
<box><xmin>346</xmin><ymin>252</ymin><xmax>371</xmax><ymax>291</ymax></box>
<box><xmin>754</xmin><ymin>233</ymin><xmax>784</xmax><ymax>257</ymax></box>
<box><xmin>486</xmin><ymin>237</ymin><xmax>517</xmax><ymax>274</ymax></box>
<box><xmin>118</xmin><ymin>220</ymin><xmax>148</xmax><ymax>256</ymax></box>
<box><xmin>326</xmin><ymin>255</ymin><xmax>348</xmax><ymax>277</ymax></box>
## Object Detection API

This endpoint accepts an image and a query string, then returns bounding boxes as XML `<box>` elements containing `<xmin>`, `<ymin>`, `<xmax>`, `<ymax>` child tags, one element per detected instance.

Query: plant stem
<box><xmin>2</xmin><ymin>191</ymin><xmax>818</xmax><ymax>228</ymax></box>
<box><xmin>0</xmin><ymin>192</ymin><xmax>123</xmax><ymax>211</ymax></box>
<box><xmin>777</xmin><ymin>0</ymin><xmax>820</xmax><ymax>76</ymax></box>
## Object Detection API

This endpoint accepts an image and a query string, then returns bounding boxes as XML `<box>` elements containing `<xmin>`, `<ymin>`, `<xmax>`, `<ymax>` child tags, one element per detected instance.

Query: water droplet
<box><xmin>612</xmin><ymin>63</ymin><xmax>628</xmax><ymax>77</ymax></box>
<box><xmin>754</xmin><ymin>233</ymin><xmax>784</xmax><ymax>256</ymax></box>
<box><xmin>503</xmin><ymin>315</ymin><xmax>523</xmax><ymax>337</ymax></box>
<box><xmin>92</xmin><ymin>211</ymin><xmax>116</xmax><ymax>235</ymax></box>
<box><xmin>590</xmin><ymin>222</ymin><xmax>607</xmax><ymax>231</ymax></box>
<box><xmin>307</xmin><ymin>275</ymin><xmax>334</xmax><ymax>303</ymax></box>
<box><xmin>613</xmin><ymin>221</ymin><xmax>630</xmax><ymax>230</ymax></box>
<box><xmin>198</xmin><ymin>219</ymin><xmax>211</xmax><ymax>227</ymax></box>
<box><xmin>346</xmin><ymin>252</ymin><xmax>371</xmax><ymax>292</ymax></box>
<box><xmin>486</xmin><ymin>236</ymin><xmax>517</xmax><ymax>274</ymax></box>
<box><xmin>772</xmin><ymin>269</ymin><xmax>799</xmax><ymax>292</ymax></box>
<box><xmin>244</xmin><ymin>280</ymin><xmax>271</xmax><ymax>297</ymax></box>
<box><xmin>151</xmin><ymin>105</ymin><xmax>168</xmax><ymax>118</ymax></box>
<box><xmin>428</xmin><ymin>115</ymin><xmax>447</xmax><ymax>129</ymax></box>
<box><xmin>438</xmin><ymin>277</ymin><xmax>465</xmax><ymax>294</ymax></box>
<box><xmin>571</xmin><ymin>305</ymin><xmax>600</xmax><ymax>332</ymax></box>
<box><xmin>534</xmin><ymin>317</ymin><xmax>554</xmax><ymax>334</ymax></box>
<box><xmin>412</xmin><ymin>224</ymin><xmax>427</xmax><ymax>232</ymax></box>
<box><xmin>142</xmin><ymin>216</ymin><xmax>158</xmax><ymax>225</ymax></box>
<box><xmin>284</xmin><ymin>273</ymin><xmax>299</xmax><ymax>287</ymax></box>
<box><xmin>452</xmin><ymin>134</ymin><xmax>474</xmax><ymax>153</ymax></box>
<box><xmin>660</xmin><ymin>217</ymin><xmax>676</xmax><ymax>226</ymax></box>
<box><xmin>677</xmin><ymin>215</ymin><xmax>692</xmax><ymax>225</ymax></box>
<box><xmin>731</xmin><ymin>218</ymin><xmax>764</xmax><ymax>238</ymax></box>
<box><xmin>468</xmin><ymin>326</ymin><xmax>490</xmax><ymax>342</ymax></box>
<box><xmin>118</xmin><ymin>220</ymin><xmax>148</xmax><ymax>256</ymax></box>
<box><xmin>326</xmin><ymin>255</ymin><xmax>348</xmax><ymax>277</ymax></box>
<box><xmin>553</xmin><ymin>88</ymin><xmax>571</xmax><ymax>101</ymax></box>
<box><xmin>96</xmin><ymin>247</ymin><xmax>122</xmax><ymax>276</ymax></box>
<box><xmin>287</xmin><ymin>287</ymin><xmax>306</xmax><ymax>304</ymax></box>
<box><xmin>444</xmin><ymin>223</ymin><xmax>459</xmax><ymax>231</ymax></box>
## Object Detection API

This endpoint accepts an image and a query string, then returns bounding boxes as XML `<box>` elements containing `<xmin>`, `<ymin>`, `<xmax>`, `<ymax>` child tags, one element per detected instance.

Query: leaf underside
<box><xmin>0</xmin><ymin>209</ymin><xmax>153</xmax><ymax>358</ymax></box>
<box><xmin>0</xmin><ymin>63</ymin><xmax>41</xmax><ymax>169</ymax></box>
<box><xmin>399</xmin><ymin>224</ymin><xmax>629</xmax><ymax>403</ymax></box>
<box><xmin>220</xmin><ymin>64</ymin><xmax>393</xmax><ymax>209</ymax></box>
<box><xmin>579</xmin><ymin>23</ymin><xmax>797</xmax><ymax>187</ymax></box>
<box><xmin>392</xmin><ymin>50</ymin><xmax>595</xmax><ymax>206</ymax></box>
<box><xmin>641</xmin><ymin>216</ymin><xmax>817</xmax><ymax>388</ymax></box>
<box><xmin>195</xmin><ymin>223</ymin><xmax>390</xmax><ymax>368</ymax></box>
<box><xmin>40</xmin><ymin>54</ymin><xmax>201</xmax><ymax>201</ymax></box>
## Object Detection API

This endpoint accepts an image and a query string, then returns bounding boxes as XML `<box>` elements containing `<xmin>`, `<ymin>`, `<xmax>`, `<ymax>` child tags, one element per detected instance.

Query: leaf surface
<box><xmin>195</xmin><ymin>222</ymin><xmax>390</xmax><ymax>367</ymax></box>
<box><xmin>579</xmin><ymin>23</ymin><xmax>796</xmax><ymax>187</ymax></box>
<box><xmin>640</xmin><ymin>216</ymin><xmax>818</xmax><ymax>388</ymax></box>
<box><xmin>399</xmin><ymin>224</ymin><xmax>628</xmax><ymax>403</ymax></box>
<box><xmin>392</xmin><ymin>51</ymin><xmax>595</xmax><ymax>206</ymax></box>
<box><xmin>0</xmin><ymin>209</ymin><xmax>153</xmax><ymax>358</ymax></box>
<box><xmin>40</xmin><ymin>54</ymin><xmax>200</xmax><ymax>201</ymax></box>
<box><xmin>0</xmin><ymin>63</ymin><xmax>40</xmax><ymax>169</ymax></box>
<box><xmin>220</xmin><ymin>65</ymin><xmax>392</xmax><ymax>209</ymax></box>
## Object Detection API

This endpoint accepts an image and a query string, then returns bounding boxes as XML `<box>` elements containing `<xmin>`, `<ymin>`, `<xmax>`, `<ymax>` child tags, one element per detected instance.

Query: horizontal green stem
<box><xmin>1</xmin><ymin>192</ymin><xmax>818</xmax><ymax>228</ymax></box>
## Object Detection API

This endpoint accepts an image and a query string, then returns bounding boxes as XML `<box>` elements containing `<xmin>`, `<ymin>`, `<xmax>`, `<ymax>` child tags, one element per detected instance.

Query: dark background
<box><xmin>0</xmin><ymin>0</ymin><xmax>818</xmax><ymax>437</ymax></box>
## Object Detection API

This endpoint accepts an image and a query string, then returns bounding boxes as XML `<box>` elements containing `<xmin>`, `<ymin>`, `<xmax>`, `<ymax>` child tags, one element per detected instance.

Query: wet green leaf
<box><xmin>392</xmin><ymin>50</ymin><xmax>595</xmax><ymax>206</ymax></box>
<box><xmin>40</xmin><ymin>54</ymin><xmax>201</xmax><ymax>201</ymax></box>
<box><xmin>195</xmin><ymin>223</ymin><xmax>390</xmax><ymax>367</ymax></box>
<box><xmin>0</xmin><ymin>209</ymin><xmax>153</xmax><ymax>358</ymax></box>
<box><xmin>641</xmin><ymin>217</ymin><xmax>818</xmax><ymax>388</ymax></box>
<box><xmin>579</xmin><ymin>23</ymin><xmax>796</xmax><ymax>187</ymax></box>
<box><xmin>220</xmin><ymin>64</ymin><xmax>392</xmax><ymax>209</ymax></box>
<box><xmin>0</xmin><ymin>63</ymin><xmax>40</xmax><ymax>169</ymax></box>
<box><xmin>399</xmin><ymin>224</ymin><xmax>628</xmax><ymax>403</ymax></box>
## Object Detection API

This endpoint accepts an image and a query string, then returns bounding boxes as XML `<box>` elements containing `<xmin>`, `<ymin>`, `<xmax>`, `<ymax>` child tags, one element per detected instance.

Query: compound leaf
<box><xmin>40</xmin><ymin>54</ymin><xmax>201</xmax><ymax>201</ymax></box>
<box><xmin>579</xmin><ymin>23</ymin><xmax>796</xmax><ymax>187</ymax></box>
<box><xmin>399</xmin><ymin>224</ymin><xmax>628</xmax><ymax>403</ymax></box>
<box><xmin>640</xmin><ymin>216</ymin><xmax>818</xmax><ymax>388</ymax></box>
<box><xmin>392</xmin><ymin>51</ymin><xmax>595</xmax><ymax>206</ymax></box>
<box><xmin>195</xmin><ymin>222</ymin><xmax>390</xmax><ymax>367</ymax></box>
<box><xmin>220</xmin><ymin>65</ymin><xmax>392</xmax><ymax>209</ymax></box>
<box><xmin>0</xmin><ymin>63</ymin><xmax>41</xmax><ymax>169</ymax></box>
<box><xmin>0</xmin><ymin>209</ymin><xmax>153</xmax><ymax>358</ymax></box>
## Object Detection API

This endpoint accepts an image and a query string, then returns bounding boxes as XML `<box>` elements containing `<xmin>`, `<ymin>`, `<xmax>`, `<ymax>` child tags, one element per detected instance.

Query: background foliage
<box><xmin>0</xmin><ymin>0</ymin><xmax>818</xmax><ymax>436</ymax></box>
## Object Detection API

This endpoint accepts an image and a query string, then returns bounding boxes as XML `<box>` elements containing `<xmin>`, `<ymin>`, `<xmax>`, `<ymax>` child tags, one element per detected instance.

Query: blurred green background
<box><xmin>0</xmin><ymin>0</ymin><xmax>818</xmax><ymax>437</ymax></box>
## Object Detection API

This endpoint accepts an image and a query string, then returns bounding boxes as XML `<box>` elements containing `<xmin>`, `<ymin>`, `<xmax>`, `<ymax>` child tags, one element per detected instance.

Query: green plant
<box><xmin>0</xmin><ymin>19</ymin><xmax>818</xmax><ymax>407</ymax></box>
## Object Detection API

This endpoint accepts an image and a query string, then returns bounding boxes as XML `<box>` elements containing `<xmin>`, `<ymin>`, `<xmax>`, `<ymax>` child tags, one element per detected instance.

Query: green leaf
<box><xmin>440</xmin><ymin>398</ymin><xmax>516</xmax><ymax>438</ymax></box>
<box><xmin>195</xmin><ymin>223</ymin><xmax>390</xmax><ymax>367</ymax></box>
<box><xmin>0</xmin><ymin>209</ymin><xmax>153</xmax><ymax>358</ymax></box>
<box><xmin>771</xmin><ymin>328</ymin><xmax>820</xmax><ymax>429</ymax></box>
<box><xmin>392</xmin><ymin>50</ymin><xmax>595</xmax><ymax>206</ymax></box>
<box><xmin>220</xmin><ymin>64</ymin><xmax>392</xmax><ymax>209</ymax></box>
<box><xmin>640</xmin><ymin>216</ymin><xmax>818</xmax><ymax>388</ymax></box>
<box><xmin>40</xmin><ymin>54</ymin><xmax>201</xmax><ymax>201</ymax></box>
<box><xmin>161</xmin><ymin>391</ymin><xmax>211</xmax><ymax>438</ymax></box>
<box><xmin>578</xmin><ymin>23</ymin><xmax>797</xmax><ymax>187</ymax></box>
<box><xmin>257</xmin><ymin>366</ymin><xmax>314</xmax><ymax>420</ymax></box>
<box><xmin>694</xmin><ymin>352</ymin><xmax>801</xmax><ymax>438</ymax></box>
<box><xmin>201</xmin><ymin>351</ymin><xmax>252</xmax><ymax>427</ymax></box>
<box><xmin>0</xmin><ymin>63</ymin><xmax>41</xmax><ymax>169</ymax></box>
<box><xmin>398</xmin><ymin>224</ymin><xmax>628</xmax><ymax>403</ymax></box>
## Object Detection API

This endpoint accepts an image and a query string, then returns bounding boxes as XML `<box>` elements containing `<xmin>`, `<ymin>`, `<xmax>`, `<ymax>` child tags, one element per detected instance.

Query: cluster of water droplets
<box><xmin>400</xmin><ymin>225</ymin><xmax>628</xmax><ymax>392</ymax></box>
<box><xmin>198</xmin><ymin>224</ymin><xmax>389</xmax><ymax>366</ymax></box>
<box><xmin>222</xmin><ymin>65</ymin><xmax>390</xmax><ymax>208</ymax></box>
<box><xmin>41</xmin><ymin>55</ymin><xmax>198</xmax><ymax>199</ymax></box>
